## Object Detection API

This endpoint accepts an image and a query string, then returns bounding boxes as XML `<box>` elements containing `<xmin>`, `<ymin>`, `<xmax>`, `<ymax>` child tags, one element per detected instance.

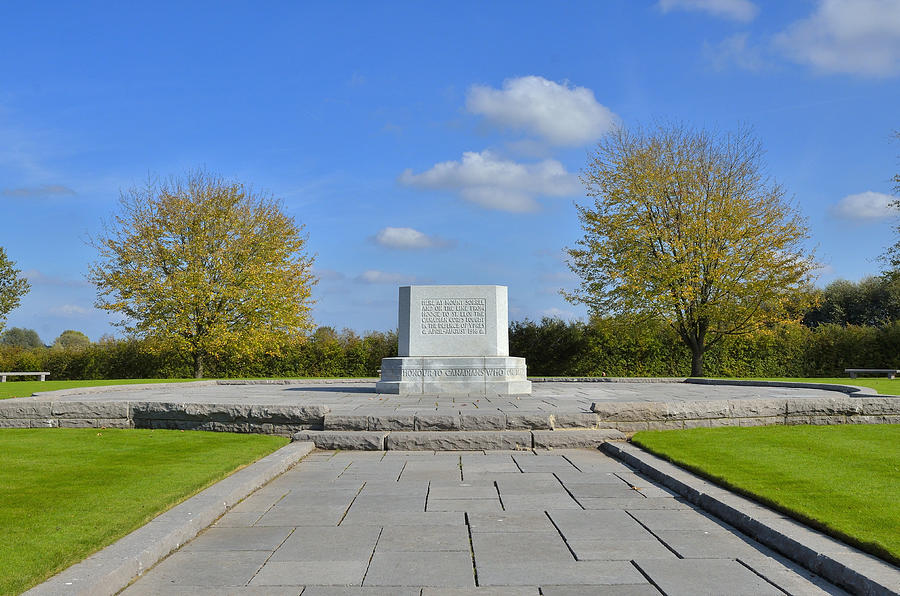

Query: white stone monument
<box><xmin>376</xmin><ymin>285</ymin><xmax>532</xmax><ymax>395</ymax></box>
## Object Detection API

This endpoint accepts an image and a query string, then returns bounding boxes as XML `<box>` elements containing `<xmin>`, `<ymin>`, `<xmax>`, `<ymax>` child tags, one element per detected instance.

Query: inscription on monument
<box><xmin>420</xmin><ymin>298</ymin><xmax>486</xmax><ymax>335</ymax></box>
<box><xmin>400</xmin><ymin>368</ymin><xmax>526</xmax><ymax>378</ymax></box>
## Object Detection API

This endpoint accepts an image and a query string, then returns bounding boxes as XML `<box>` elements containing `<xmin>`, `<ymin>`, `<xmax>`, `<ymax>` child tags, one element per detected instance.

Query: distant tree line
<box><xmin>0</xmin><ymin>327</ymin><xmax>397</xmax><ymax>380</ymax></box>
<box><xmin>2</xmin><ymin>274</ymin><xmax>898</xmax><ymax>380</ymax></box>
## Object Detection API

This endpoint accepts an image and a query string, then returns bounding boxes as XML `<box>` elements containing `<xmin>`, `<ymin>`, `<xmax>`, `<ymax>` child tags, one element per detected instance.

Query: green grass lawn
<box><xmin>631</xmin><ymin>425</ymin><xmax>900</xmax><ymax>564</ymax></box>
<box><xmin>751</xmin><ymin>377</ymin><xmax>899</xmax><ymax>396</ymax></box>
<box><xmin>0</xmin><ymin>378</ymin><xmax>203</xmax><ymax>400</ymax></box>
<box><xmin>0</xmin><ymin>428</ymin><xmax>289</xmax><ymax>595</ymax></box>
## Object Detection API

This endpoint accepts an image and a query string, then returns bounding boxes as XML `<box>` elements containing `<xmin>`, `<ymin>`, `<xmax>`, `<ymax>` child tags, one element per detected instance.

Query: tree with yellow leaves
<box><xmin>89</xmin><ymin>170</ymin><xmax>316</xmax><ymax>378</ymax></box>
<box><xmin>0</xmin><ymin>246</ymin><xmax>30</xmax><ymax>334</ymax></box>
<box><xmin>565</xmin><ymin>124</ymin><xmax>817</xmax><ymax>376</ymax></box>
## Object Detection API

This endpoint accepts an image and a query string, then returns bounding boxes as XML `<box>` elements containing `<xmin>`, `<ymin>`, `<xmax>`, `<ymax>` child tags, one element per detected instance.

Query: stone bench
<box><xmin>845</xmin><ymin>368</ymin><xmax>899</xmax><ymax>379</ymax></box>
<box><xmin>0</xmin><ymin>371</ymin><xmax>50</xmax><ymax>382</ymax></box>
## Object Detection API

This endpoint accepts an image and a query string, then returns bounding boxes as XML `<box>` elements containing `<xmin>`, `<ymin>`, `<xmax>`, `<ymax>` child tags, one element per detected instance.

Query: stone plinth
<box><xmin>375</xmin><ymin>356</ymin><xmax>531</xmax><ymax>395</ymax></box>
<box><xmin>377</xmin><ymin>285</ymin><xmax>531</xmax><ymax>395</ymax></box>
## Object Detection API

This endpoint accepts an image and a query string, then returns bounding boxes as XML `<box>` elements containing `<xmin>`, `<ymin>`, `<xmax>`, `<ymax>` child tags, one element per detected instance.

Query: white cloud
<box><xmin>704</xmin><ymin>33</ymin><xmax>766</xmax><ymax>71</ymax></box>
<box><xmin>399</xmin><ymin>150</ymin><xmax>580</xmax><ymax>212</ymax></box>
<box><xmin>23</xmin><ymin>270</ymin><xmax>91</xmax><ymax>287</ymax></box>
<box><xmin>657</xmin><ymin>0</ymin><xmax>759</xmax><ymax>22</ymax></box>
<box><xmin>540</xmin><ymin>306</ymin><xmax>575</xmax><ymax>319</ymax></box>
<box><xmin>2</xmin><ymin>184</ymin><xmax>76</xmax><ymax>198</ymax></box>
<box><xmin>356</xmin><ymin>270</ymin><xmax>419</xmax><ymax>284</ymax></box>
<box><xmin>312</xmin><ymin>268</ymin><xmax>346</xmax><ymax>281</ymax></box>
<box><xmin>373</xmin><ymin>227</ymin><xmax>448</xmax><ymax>250</ymax></box>
<box><xmin>830</xmin><ymin>191</ymin><xmax>899</xmax><ymax>220</ymax></box>
<box><xmin>50</xmin><ymin>304</ymin><xmax>91</xmax><ymax>317</ymax></box>
<box><xmin>466</xmin><ymin>76</ymin><xmax>617</xmax><ymax>146</ymax></box>
<box><xmin>775</xmin><ymin>0</ymin><xmax>900</xmax><ymax>77</ymax></box>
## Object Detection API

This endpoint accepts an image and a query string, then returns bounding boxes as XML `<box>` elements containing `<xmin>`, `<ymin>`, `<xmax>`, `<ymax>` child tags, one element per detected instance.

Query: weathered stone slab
<box><xmin>368</xmin><ymin>414</ymin><xmax>416</xmax><ymax>431</ymax></box>
<box><xmin>386</xmin><ymin>431</ymin><xmax>531</xmax><ymax>451</ymax></box>
<box><xmin>664</xmin><ymin>400</ymin><xmax>730</xmax><ymax>420</ymax></box>
<box><xmin>132</xmin><ymin>402</ymin><xmax>240</xmax><ymax>422</ymax></box>
<box><xmin>854</xmin><ymin>397</ymin><xmax>900</xmax><ymax>416</ymax></box>
<box><xmin>738</xmin><ymin>417</ymin><xmax>781</xmax><ymax>427</ymax></box>
<box><xmin>58</xmin><ymin>418</ymin><xmax>132</xmax><ymax>429</ymax></box>
<box><xmin>551</xmin><ymin>413</ymin><xmax>601</xmax><ymax>429</ymax></box>
<box><xmin>849</xmin><ymin>414</ymin><xmax>900</xmax><ymax>424</ymax></box>
<box><xmin>786</xmin><ymin>397</ymin><xmax>859</xmax><ymax>417</ymax></box>
<box><xmin>415</xmin><ymin>414</ymin><xmax>461</xmax><ymax>431</ymax></box>
<box><xmin>459</xmin><ymin>412</ymin><xmax>507</xmax><ymax>430</ymax></box>
<box><xmin>0</xmin><ymin>419</ymin><xmax>37</xmax><ymax>428</ymax></box>
<box><xmin>0</xmin><ymin>400</ymin><xmax>52</xmax><ymax>418</ymax></box>
<box><xmin>292</xmin><ymin>430</ymin><xmax>388</xmax><ymax>450</ymax></box>
<box><xmin>323</xmin><ymin>414</ymin><xmax>369</xmax><ymax>430</ymax></box>
<box><xmin>51</xmin><ymin>401</ymin><xmax>130</xmax><ymax>419</ymax></box>
<box><xmin>728</xmin><ymin>399</ymin><xmax>786</xmax><ymax>418</ymax></box>
<box><xmin>247</xmin><ymin>404</ymin><xmax>328</xmax><ymax>423</ymax></box>
<box><xmin>505</xmin><ymin>413</ymin><xmax>552</xmax><ymax>430</ymax></box>
<box><xmin>592</xmin><ymin>402</ymin><xmax>667</xmax><ymax>421</ymax></box>
<box><xmin>532</xmin><ymin>429</ymin><xmax>625</xmax><ymax>449</ymax></box>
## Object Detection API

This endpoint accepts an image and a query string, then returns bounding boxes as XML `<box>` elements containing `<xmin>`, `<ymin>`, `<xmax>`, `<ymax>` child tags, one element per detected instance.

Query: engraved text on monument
<box><xmin>420</xmin><ymin>298</ymin><xmax>486</xmax><ymax>335</ymax></box>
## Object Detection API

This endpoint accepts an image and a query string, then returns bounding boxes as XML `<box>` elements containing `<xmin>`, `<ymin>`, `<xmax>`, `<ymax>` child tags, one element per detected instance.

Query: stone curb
<box><xmin>683</xmin><ymin>377</ymin><xmax>888</xmax><ymax>396</ymax></box>
<box><xmin>24</xmin><ymin>441</ymin><xmax>316</xmax><ymax>596</ymax></box>
<box><xmin>291</xmin><ymin>429</ymin><xmax>626</xmax><ymax>450</ymax></box>
<box><xmin>590</xmin><ymin>397</ymin><xmax>900</xmax><ymax>431</ymax></box>
<box><xmin>601</xmin><ymin>442</ymin><xmax>900</xmax><ymax>596</ymax></box>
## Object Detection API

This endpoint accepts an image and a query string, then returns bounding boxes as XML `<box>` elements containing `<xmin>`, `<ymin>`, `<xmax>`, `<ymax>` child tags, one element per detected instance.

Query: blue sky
<box><xmin>1</xmin><ymin>0</ymin><xmax>899</xmax><ymax>343</ymax></box>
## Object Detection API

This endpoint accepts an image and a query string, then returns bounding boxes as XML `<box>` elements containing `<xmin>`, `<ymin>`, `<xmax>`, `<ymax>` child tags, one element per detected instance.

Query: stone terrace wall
<box><xmin>590</xmin><ymin>397</ymin><xmax>900</xmax><ymax>432</ymax></box>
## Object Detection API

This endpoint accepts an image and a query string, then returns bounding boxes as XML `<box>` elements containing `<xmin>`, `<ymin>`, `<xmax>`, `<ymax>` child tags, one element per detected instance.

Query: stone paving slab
<box><xmin>602</xmin><ymin>442</ymin><xmax>900</xmax><ymax>596</ymax></box>
<box><xmin>121</xmin><ymin>449</ymin><xmax>850</xmax><ymax>595</ymax></box>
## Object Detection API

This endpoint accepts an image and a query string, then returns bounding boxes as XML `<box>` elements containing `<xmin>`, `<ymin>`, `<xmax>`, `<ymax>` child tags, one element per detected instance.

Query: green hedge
<box><xmin>0</xmin><ymin>328</ymin><xmax>398</xmax><ymax>380</ymax></box>
<box><xmin>510</xmin><ymin>318</ymin><xmax>900</xmax><ymax>378</ymax></box>
<box><xmin>1</xmin><ymin>320</ymin><xmax>897</xmax><ymax>380</ymax></box>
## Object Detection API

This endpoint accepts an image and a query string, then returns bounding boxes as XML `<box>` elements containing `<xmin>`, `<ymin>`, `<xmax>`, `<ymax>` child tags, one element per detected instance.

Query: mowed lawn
<box><xmin>632</xmin><ymin>425</ymin><xmax>900</xmax><ymax>564</ymax></box>
<box><xmin>752</xmin><ymin>377</ymin><xmax>899</xmax><ymax>396</ymax></box>
<box><xmin>0</xmin><ymin>428</ymin><xmax>289</xmax><ymax>595</ymax></box>
<box><xmin>0</xmin><ymin>378</ymin><xmax>202</xmax><ymax>400</ymax></box>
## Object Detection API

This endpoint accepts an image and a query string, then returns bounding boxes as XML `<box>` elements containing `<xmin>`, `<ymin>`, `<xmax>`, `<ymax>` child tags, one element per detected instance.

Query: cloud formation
<box><xmin>466</xmin><ymin>76</ymin><xmax>617</xmax><ymax>146</ymax></box>
<box><xmin>2</xmin><ymin>184</ymin><xmax>76</xmax><ymax>197</ymax></box>
<box><xmin>399</xmin><ymin>150</ymin><xmax>580</xmax><ymax>212</ymax></box>
<box><xmin>704</xmin><ymin>33</ymin><xmax>766</xmax><ymax>71</ymax></box>
<box><xmin>356</xmin><ymin>270</ymin><xmax>419</xmax><ymax>284</ymax></box>
<box><xmin>373</xmin><ymin>227</ymin><xmax>448</xmax><ymax>250</ymax></box>
<box><xmin>50</xmin><ymin>304</ymin><xmax>91</xmax><ymax>317</ymax></box>
<box><xmin>830</xmin><ymin>191</ymin><xmax>899</xmax><ymax>220</ymax></box>
<box><xmin>775</xmin><ymin>0</ymin><xmax>900</xmax><ymax>77</ymax></box>
<box><xmin>23</xmin><ymin>270</ymin><xmax>91</xmax><ymax>288</ymax></box>
<box><xmin>657</xmin><ymin>0</ymin><xmax>758</xmax><ymax>22</ymax></box>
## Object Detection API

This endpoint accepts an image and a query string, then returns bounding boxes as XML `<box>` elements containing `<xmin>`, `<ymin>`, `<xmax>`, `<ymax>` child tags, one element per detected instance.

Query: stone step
<box><xmin>322</xmin><ymin>412</ymin><xmax>603</xmax><ymax>432</ymax></box>
<box><xmin>291</xmin><ymin>429</ymin><xmax>625</xmax><ymax>451</ymax></box>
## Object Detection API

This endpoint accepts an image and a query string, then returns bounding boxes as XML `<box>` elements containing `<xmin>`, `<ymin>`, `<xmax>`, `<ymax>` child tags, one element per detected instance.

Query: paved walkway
<box><xmin>124</xmin><ymin>449</ymin><xmax>845</xmax><ymax>595</ymax></box>
<box><xmin>31</xmin><ymin>379</ymin><xmax>849</xmax><ymax>414</ymax></box>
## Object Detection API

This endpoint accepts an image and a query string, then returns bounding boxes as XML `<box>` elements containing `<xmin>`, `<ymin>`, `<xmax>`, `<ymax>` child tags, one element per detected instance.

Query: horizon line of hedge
<box><xmin>0</xmin><ymin>319</ymin><xmax>898</xmax><ymax>380</ymax></box>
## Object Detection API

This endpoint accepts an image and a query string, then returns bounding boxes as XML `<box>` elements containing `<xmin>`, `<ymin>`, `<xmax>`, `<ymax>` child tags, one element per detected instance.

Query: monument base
<box><xmin>376</xmin><ymin>356</ymin><xmax>532</xmax><ymax>395</ymax></box>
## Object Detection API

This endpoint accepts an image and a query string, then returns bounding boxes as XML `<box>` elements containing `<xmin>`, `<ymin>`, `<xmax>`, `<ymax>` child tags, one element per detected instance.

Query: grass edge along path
<box><xmin>0</xmin><ymin>377</ymin><xmax>379</xmax><ymax>400</ymax></box>
<box><xmin>0</xmin><ymin>378</ymin><xmax>203</xmax><ymax>400</ymax></box>
<box><xmin>631</xmin><ymin>425</ymin><xmax>900</xmax><ymax>566</ymax></box>
<box><xmin>0</xmin><ymin>428</ymin><xmax>289</xmax><ymax>596</ymax></box>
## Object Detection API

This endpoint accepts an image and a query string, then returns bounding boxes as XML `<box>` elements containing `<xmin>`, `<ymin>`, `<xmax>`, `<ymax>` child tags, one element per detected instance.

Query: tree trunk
<box><xmin>690</xmin><ymin>347</ymin><xmax>704</xmax><ymax>377</ymax></box>
<box><xmin>193</xmin><ymin>352</ymin><xmax>204</xmax><ymax>379</ymax></box>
